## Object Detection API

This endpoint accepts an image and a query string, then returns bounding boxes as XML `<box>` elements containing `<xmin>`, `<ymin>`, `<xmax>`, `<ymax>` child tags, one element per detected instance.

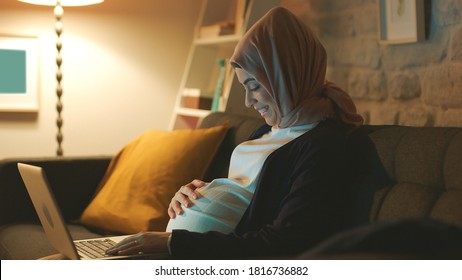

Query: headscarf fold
<box><xmin>230</xmin><ymin>7</ymin><xmax>363</xmax><ymax>128</ymax></box>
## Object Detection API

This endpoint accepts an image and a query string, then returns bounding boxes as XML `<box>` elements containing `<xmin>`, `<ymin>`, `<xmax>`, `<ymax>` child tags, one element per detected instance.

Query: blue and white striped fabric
<box><xmin>166</xmin><ymin>123</ymin><xmax>317</xmax><ymax>233</ymax></box>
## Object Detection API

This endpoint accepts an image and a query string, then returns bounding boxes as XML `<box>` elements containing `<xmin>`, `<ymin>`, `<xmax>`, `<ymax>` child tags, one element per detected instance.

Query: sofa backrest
<box><xmin>356</xmin><ymin>125</ymin><xmax>462</xmax><ymax>225</ymax></box>
<box><xmin>199</xmin><ymin>112</ymin><xmax>462</xmax><ymax>226</ymax></box>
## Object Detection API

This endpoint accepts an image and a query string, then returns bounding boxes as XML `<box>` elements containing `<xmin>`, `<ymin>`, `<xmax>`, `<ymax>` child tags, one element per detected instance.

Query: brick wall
<box><xmin>281</xmin><ymin>0</ymin><xmax>462</xmax><ymax>127</ymax></box>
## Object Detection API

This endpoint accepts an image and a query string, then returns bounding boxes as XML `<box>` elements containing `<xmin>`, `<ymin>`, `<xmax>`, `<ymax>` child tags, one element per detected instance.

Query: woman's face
<box><xmin>235</xmin><ymin>68</ymin><xmax>278</xmax><ymax>126</ymax></box>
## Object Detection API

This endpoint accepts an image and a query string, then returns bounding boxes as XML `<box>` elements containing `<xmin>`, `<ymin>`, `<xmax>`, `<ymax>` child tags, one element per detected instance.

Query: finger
<box><xmin>171</xmin><ymin>196</ymin><xmax>187</xmax><ymax>214</ymax></box>
<box><xmin>167</xmin><ymin>180</ymin><xmax>207</xmax><ymax>219</ymax></box>
<box><xmin>179</xmin><ymin>185</ymin><xmax>199</xmax><ymax>200</ymax></box>
<box><xmin>168</xmin><ymin>198</ymin><xmax>184</xmax><ymax>218</ymax></box>
<box><xmin>106</xmin><ymin>239</ymin><xmax>139</xmax><ymax>255</ymax></box>
<box><xmin>116</xmin><ymin>241</ymin><xmax>144</xmax><ymax>256</ymax></box>
<box><xmin>175</xmin><ymin>191</ymin><xmax>194</xmax><ymax>207</ymax></box>
<box><xmin>106</xmin><ymin>234</ymin><xmax>142</xmax><ymax>255</ymax></box>
<box><xmin>191</xmin><ymin>179</ymin><xmax>207</xmax><ymax>188</ymax></box>
<box><xmin>167</xmin><ymin>202</ymin><xmax>176</xmax><ymax>218</ymax></box>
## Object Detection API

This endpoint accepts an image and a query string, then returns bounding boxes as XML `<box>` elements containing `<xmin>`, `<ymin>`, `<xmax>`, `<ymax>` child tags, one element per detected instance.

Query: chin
<box><xmin>264</xmin><ymin>118</ymin><xmax>277</xmax><ymax>126</ymax></box>
<box><xmin>258</xmin><ymin>111</ymin><xmax>276</xmax><ymax>126</ymax></box>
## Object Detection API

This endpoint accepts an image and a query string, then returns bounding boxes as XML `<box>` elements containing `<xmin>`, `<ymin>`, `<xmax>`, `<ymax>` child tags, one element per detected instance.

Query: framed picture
<box><xmin>378</xmin><ymin>0</ymin><xmax>425</xmax><ymax>44</ymax></box>
<box><xmin>0</xmin><ymin>35</ymin><xmax>39</xmax><ymax>112</ymax></box>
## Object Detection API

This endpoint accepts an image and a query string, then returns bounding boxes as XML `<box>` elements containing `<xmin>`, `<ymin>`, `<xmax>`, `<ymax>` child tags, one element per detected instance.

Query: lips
<box><xmin>255</xmin><ymin>106</ymin><xmax>269</xmax><ymax>116</ymax></box>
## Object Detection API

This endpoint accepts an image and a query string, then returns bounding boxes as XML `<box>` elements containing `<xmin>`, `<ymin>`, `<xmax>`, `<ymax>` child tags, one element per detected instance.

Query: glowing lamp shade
<box><xmin>18</xmin><ymin>0</ymin><xmax>104</xmax><ymax>6</ymax></box>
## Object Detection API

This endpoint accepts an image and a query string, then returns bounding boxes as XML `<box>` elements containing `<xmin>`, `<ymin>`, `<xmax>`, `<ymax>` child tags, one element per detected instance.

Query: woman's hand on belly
<box><xmin>168</xmin><ymin>179</ymin><xmax>207</xmax><ymax>218</ymax></box>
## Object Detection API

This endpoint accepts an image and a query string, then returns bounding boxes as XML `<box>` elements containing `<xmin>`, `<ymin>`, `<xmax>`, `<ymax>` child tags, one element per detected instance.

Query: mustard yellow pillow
<box><xmin>80</xmin><ymin>124</ymin><xmax>228</xmax><ymax>234</ymax></box>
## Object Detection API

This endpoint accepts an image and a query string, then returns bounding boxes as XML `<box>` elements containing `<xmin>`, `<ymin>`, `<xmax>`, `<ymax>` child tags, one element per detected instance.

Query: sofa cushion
<box><xmin>0</xmin><ymin>223</ymin><xmax>101</xmax><ymax>260</ymax></box>
<box><xmin>80</xmin><ymin>125</ymin><xmax>228</xmax><ymax>234</ymax></box>
<box><xmin>299</xmin><ymin>218</ymin><xmax>462</xmax><ymax>259</ymax></box>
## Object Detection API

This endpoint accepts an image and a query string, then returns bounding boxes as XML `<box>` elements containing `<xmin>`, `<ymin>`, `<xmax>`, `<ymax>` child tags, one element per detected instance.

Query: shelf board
<box><xmin>176</xmin><ymin>107</ymin><xmax>211</xmax><ymax>118</ymax></box>
<box><xmin>194</xmin><ymin>34</ymin><xmax>241</xmax><ymax>45</ymax></box>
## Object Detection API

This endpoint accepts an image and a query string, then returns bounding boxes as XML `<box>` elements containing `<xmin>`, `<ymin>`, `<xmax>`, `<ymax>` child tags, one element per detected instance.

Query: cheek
<box><xmin>265</xmin><ymin>101</ymin><xmax>279</xmax><ymax>126</ymax></box>
<box><xmin>257</xmin><ymin>90</ymin><xmax>274</xmax><ymax>106</ymax></box>
<box><xmin>262</xmin><ymin>96</ymin><xmax>278</xmax><ymax>115</ymax></box>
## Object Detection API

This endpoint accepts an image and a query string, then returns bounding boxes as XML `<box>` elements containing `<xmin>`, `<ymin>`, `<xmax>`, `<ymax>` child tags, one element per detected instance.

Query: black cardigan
<box><xmin>170</xmin><ymin>119</ymin><xmax>356</xmax><ymax>259</ymax></box>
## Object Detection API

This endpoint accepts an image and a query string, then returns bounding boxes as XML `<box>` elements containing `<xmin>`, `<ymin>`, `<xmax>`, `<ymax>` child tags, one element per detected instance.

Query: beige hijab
<box><xmin>230</xmin><ymin>7</ymin><xmax>363</xmax><ymax>129</ymax></box>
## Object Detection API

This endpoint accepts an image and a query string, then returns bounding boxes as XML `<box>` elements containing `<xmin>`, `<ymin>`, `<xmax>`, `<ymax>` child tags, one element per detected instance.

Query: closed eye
<box><xmin>245</xmin><ymin>80</ymin><xmax>260</xmax><ymax>92</ymax></box>
<box><xmin>242</xmin><ymin>77</ymin><xmax>260</xmax><ymax>92</ymax></box>
<box><xmin>249</xmin><ymin>84</ymin><xmax>260</xmax><ymax>91</ymax></box>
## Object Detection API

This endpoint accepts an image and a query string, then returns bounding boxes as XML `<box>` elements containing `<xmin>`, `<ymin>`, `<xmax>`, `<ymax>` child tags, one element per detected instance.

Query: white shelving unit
<box><xmin>170</xmin><ymin>0</ymin><xmax>280</xmax><ymax>130</ymax></box>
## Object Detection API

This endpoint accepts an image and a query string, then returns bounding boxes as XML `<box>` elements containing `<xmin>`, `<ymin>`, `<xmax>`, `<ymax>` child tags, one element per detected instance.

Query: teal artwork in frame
<box><xmin>0</xmin><ymin>49</ymin><xmax>27</xmax><ymax>94</ymax></box>
<box><xmin>0</xmin><ymin>36</ymin><xmax>39</xmax><ymax>112</ymax></box>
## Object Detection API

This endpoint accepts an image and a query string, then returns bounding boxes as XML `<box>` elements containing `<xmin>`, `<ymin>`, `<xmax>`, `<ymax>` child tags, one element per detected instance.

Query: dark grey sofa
<box><xmin>1</xmin><ymin>112</ymin><xmax>461</xmax><ymax>260</ymax></box>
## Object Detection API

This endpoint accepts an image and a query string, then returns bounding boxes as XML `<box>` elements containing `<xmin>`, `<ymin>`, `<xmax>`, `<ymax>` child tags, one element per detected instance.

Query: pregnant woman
<box><xmin>107</xmin><ymin>6</ymin><xmax>363</xmax><ymax>259</ymax></box>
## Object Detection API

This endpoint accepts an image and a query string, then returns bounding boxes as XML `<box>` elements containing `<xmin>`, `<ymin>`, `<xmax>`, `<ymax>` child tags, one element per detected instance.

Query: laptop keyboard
<box><xmin>74</xmin><ymin>239</ymin><xmax>117</xmax><ymax>259</ymax></box>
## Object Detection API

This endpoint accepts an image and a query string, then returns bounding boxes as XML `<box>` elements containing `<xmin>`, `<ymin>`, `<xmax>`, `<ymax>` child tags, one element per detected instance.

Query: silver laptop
<box><xmin>17</xmin><ymin>163</ymin><xmax>167</xmax><ymax>260</ymax></box>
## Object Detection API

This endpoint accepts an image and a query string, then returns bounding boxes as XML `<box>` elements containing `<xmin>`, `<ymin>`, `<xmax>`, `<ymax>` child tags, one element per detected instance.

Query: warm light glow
<box><xmin>18</xmin><ymin>0</ymin><xmax>103</xmax><ymax>6</ymax></box>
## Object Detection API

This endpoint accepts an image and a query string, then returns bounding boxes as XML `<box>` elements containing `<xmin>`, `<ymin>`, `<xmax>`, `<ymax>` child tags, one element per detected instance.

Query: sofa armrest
<box><xmin>0</xmin><ymin>156</ymin><xmax>111</xmax><ymax>225</ymax></box>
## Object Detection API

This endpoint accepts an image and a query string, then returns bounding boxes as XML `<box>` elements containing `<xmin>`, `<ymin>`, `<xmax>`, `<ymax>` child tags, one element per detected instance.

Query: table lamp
<box><xmin>18</xmin><ymin>0</ymin><xmax>104</xmax><ymax>156</ymax></box>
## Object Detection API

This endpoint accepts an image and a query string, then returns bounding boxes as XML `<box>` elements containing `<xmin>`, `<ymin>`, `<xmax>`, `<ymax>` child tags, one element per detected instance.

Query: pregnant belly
<box><xmin>165</xmin><ymin>178</ymin><xmax>253</xmax><ymax>233</ymax></box>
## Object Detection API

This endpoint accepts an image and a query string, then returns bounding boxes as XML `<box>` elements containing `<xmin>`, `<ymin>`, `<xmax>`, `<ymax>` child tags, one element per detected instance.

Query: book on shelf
<box><xmin>199</xmin><ymin>21</ymin><xmax>235</xmax><ymax>39</ymax></box>
<box><xmin>219</xmin><ymin>59</ymin><xmax>235</xmax><ymax>111</ymax></box>
<box><xmin>198</xmin><ymin>0</ymin><xmax>248</xmax><ymax>39</ymax></box>
<box><xmin>208</xmin><ymin>58</ymin><xmax>236</xmax><ymax>112</ymax></box>
<box><xmin>182</xmin><ymin>88</ymin><xmax>200</xmax><ymax>109</ymax></box>
<box><xmin>181</xmin><ymin>88</ymin><xmax>213</xmax><ymax>110</ymax></box>
<box><xmin>211</xmin><ymin>59</ymin><xmax>227</xmax><ymax>112</ymax></box>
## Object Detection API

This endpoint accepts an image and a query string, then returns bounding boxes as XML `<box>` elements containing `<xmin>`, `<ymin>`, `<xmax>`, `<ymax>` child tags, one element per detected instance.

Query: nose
<box><xmin>244</xmin><ymin>90</ymin><xmax>256</xmax><ymax>108</ymax></box>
